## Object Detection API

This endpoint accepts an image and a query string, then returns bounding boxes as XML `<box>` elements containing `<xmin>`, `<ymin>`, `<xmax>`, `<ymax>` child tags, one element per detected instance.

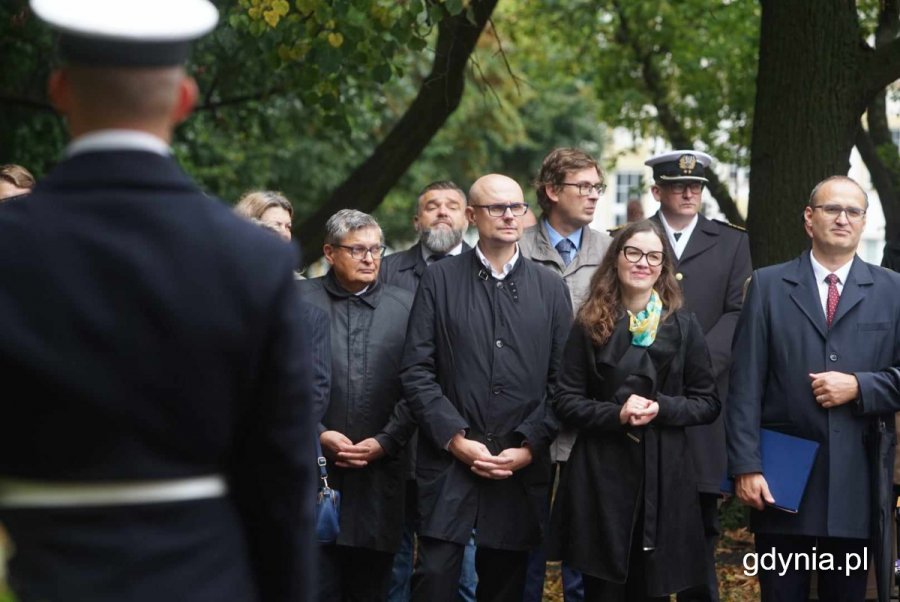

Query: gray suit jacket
<box><xmin>519</xmin><ymin>220</ymin><xmax>612</xmax><ymax>462</ymax></box>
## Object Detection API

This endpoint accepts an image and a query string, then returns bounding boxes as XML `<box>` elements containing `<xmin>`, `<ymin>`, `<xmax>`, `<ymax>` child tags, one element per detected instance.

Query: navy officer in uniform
<box><xmin>643</xmin><ymin>150</ymin><xmax>752</xmax><ymax>602</ymax></box>
<box><xmin>0</xmin><ymin>1</ymin><xmax>315</xmax><ymax>601</ymax></box>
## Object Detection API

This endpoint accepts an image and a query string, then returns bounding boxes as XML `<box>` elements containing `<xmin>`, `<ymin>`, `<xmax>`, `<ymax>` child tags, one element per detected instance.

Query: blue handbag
<box><xmin>315</xmin><ymin>439</ymin><xmax>341</xmax><ymax>544</ymax></box>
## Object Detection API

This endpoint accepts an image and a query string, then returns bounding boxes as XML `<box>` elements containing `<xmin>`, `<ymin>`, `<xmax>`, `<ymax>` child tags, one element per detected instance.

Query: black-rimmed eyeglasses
<box><xmin>621</xmin><ymin>246</ymin><xmax>665</xmax><ymax>267</ymax></box>
<box><xmin>560</xmin><ymin>182</ymin><xmax>607</xmax><ymax>196</ymax></box>
<box><xmin>810</xmin><ymin>204</ymin><xmax>866</xmax><ymax>222</ymax></box>
<box><xmin>333</xmin><ymin>244</ymin><xmax>386</xmax><ymax>260</ymax></box>
<box><xmin>470</xmin><ymin>203</ymin><xmax>530</xmax><ymax>217</ymax></box>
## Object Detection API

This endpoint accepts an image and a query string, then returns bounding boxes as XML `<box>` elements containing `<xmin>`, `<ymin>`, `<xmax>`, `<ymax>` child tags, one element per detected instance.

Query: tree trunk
<box><xmin>298</xmin><ymin>0</ymin><xmax>498</xmax><ymax>263</ymax></box>
<box><xmin>855</xmin><ymin>0</ymin><xmax>900</xmax><ymax>269</ymax></box>
<box><xmin>749</xmin><ymin>1</ymin><xmax>871</xmax><ymax>267</ymax></box>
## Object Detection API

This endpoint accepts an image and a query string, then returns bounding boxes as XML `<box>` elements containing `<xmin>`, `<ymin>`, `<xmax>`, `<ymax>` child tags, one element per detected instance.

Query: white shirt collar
<box><xmin>66</xmin><ymin>130</ymin><xmax>171</xmax><ymax>158</ymax></box>
<box><xmin>421</xmin><ymin>242</ymin><xmax>464</xmax><ymax>264</ymax></box>
<box><xmin>657</xmin><ymin>212</ymin><xmax>699</xmax><ymax>259</ymax></box>
<box><xmin>809</xmin><ymin>251</ymin><xmax>853</xmax><ymax>313</ymax></box>
<box><xmin>475</xmin><ymin>244</ymin><xmax>519</xmax><ymax>280</ymax></box>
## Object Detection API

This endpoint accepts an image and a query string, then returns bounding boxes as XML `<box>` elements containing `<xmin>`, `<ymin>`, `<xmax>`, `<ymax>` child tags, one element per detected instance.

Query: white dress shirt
<box><xmin>657</xmin><ymin>212</ymin><xmax>699</xmax><ymax>260</ymax></box>
<box><xmin>66</xmin><ymin>129</ymin><xmax>171</xmax><ymax>158</ymax></box>
<box><xmin>809</xmin><ymin>252</ymin><xmax>853</xmax><ymax>315</ymax></box>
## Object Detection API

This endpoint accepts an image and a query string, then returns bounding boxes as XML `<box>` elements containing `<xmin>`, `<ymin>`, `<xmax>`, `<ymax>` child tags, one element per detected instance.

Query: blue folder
<box><xmin>721</xmin><ymin>428</ymin><xmax>820</xmax><ymax>513</ymax></box>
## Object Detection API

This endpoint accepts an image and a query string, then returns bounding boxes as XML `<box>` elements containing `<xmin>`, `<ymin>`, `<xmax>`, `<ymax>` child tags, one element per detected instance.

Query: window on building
<box><xmin>615</xmin><ymin>172</ymin><xmax>643</xmax><ymax>226</ymax></box>
<box><xmin>892</xmin><ymin>128</ymin><xmax>900</xmax><ymax>151</ymax></box>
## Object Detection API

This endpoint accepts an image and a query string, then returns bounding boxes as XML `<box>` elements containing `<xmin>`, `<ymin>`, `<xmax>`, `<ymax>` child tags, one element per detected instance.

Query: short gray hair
<box><xmin>324</xmin><ymin>209</ymin><xmax>383</xmax><ymax>245</ymax></box>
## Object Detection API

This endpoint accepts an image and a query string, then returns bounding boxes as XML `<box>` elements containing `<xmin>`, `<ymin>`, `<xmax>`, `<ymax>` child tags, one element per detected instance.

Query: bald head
<box><xmin>466</xmin><ymin>174</ymin><xmax>529</xmax><ymax>251</ymax></box>
<box><xmin>469</xmin><ymin>174</ymin><xmax>524</xmax><ymax>207</ymax></box>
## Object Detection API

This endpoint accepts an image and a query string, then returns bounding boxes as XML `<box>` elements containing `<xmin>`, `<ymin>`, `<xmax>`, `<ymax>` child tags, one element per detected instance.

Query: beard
<box><xmin>419</xmin><ymin>226</ymin><xmax>464</xmax><ymax>254</ymax></box>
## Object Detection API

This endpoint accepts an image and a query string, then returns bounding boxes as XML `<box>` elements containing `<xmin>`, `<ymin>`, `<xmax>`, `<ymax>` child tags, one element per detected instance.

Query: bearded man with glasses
<box><xmin>402</xmin><ymin>174</ymin><xmax>572</xmax><ymax>602</ymax></box>
<box><xmin>643</xmin><ymin>150</ymin><xmax>752</xmax><ymax>602</ymax></box>
<box><xmin>298</xmin><ymin>209</ymin><xmax>417</xmax><ymax>601</ymax></box>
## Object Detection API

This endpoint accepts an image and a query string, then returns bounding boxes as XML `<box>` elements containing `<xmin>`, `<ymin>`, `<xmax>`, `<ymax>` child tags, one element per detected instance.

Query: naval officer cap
<box><xmin>645</xmin><ymin>150</ymin><xmax>713</xmax><ymax>184</ymax></box>
<box><xmin>30</xmin><ymin>0</ymin><xmax>218</xmax><ymax>67</ymax></box>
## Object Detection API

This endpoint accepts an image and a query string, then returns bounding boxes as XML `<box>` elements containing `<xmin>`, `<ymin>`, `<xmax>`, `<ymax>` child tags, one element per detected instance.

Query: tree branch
<box><xmin>0</xmin><ymin>95</ymin><xmax>54</xmax><ymax>113</ymax></box>
<box><xmin>298</xmin><ymin>0</ymin><xmax>499</xmax><ymax>263</ymax></box>
<box><xmin>862</xmin><ymin>0</ymin><xmax>900</xmax><ymax>99</ymax></box>
<box><xmin>612</xmin><ymin>0</ymin><xmax>745</xmax><ymax>226</ymax></box>
<box><xmin>194</xmin><ymin>86</ymin><xmax>287</xmax><ymax>112</ymax></box>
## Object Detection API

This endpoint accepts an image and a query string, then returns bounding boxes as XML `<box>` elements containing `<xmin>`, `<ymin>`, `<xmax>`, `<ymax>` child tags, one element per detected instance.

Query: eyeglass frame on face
<box><xmin>810</xmin><ymin>204</ymin><xmax>867</xmax><ymax>222</ymax></box>
<box><xmin>559</xmin><ymin>182</ymin><xmax>607</xmax><ymax>196</ymax></box>
<box><xmin>621</xmin><ymin>245</ymin><xmax>665</xmax><ymax>267</ymax></box>
<box><xmin>332</xmin><ymin>244</ymin><xmax>387</xmax><ymax>260</ymax></box>
<box><xmin>469</xmin><ymin>203</ymin><xmax>530</xmax><ymax>217</ymax></box>
<box><xmin>662</xmin><ymin>181</ymin><xmax>705</xmax><ymax>195</ymax></box>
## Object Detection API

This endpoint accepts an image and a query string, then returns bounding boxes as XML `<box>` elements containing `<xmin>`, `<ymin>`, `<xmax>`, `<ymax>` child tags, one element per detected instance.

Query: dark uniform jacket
<box><xmin>298</xmin><ymin>272</ymin><xmax>416</xmax><ymax>553</ymax></box>
<box><xmin>548</xmin><ymin>313</ymin><xmax>719</xmax><ymax>595</ymax></box>
<box><xmin>0</xmin><ymin>150</ymin><xmax>315</xmax><ymax>602</ymax></box>
<box><xmin>727</xmin><ymin>252</ymin><xmax>900</xmax><ymax>540</ymax></box>
<box><xmin>401</xmin><ymin>250</ymin><xmax>572</xmax><ymax>550</ymax></box>
<box><xmin>649</xmin><ymin>212</ymin><xmax>751</xmax><ymax>492</ymax></box>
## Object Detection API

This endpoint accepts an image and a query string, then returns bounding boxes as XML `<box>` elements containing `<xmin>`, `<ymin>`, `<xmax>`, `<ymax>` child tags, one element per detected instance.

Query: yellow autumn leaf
<box><xmin>248</xmin><ymin>6</ymin><xmax>261</xmax><ymax>18</ymax></box>
<box><xmin>273</xmin><ymin>0</ymin><xmax>290</xmax><ymax>16</ymax></box>
<box><xmin>263</xmin><ymin>9</ymin><xmax>281</xmax><ymax>27</ymax></box>
<box><xmin>327</xmin><ymin>32</ymin><xmax>344</xmax><ymax>48</ymax></box>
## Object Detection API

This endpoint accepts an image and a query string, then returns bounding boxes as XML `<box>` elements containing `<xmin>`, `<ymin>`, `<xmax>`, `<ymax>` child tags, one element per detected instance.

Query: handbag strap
<box><xmin>315</xmin><ymin>437</ymin><xmax>330</xmax><ymax>488</ymax></box>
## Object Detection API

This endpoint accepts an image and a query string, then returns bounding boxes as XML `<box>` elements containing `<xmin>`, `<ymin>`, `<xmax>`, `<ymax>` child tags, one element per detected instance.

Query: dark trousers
<box><xmin>523</xmin><ymin>461</ymin><xmax>583</xmax><ymax>602</ymax></box>
<box><xmin>754</xmin><ymin>533</ymin><xmax>868</xmax><ymax>602</ymax></box>
<box><xmin>676</xmin><ymin>492</ymin><xmax>721</xmax><ymax>602</ymax></box>
<box><xmin>412</xmin><ymin>536</ymin><xmax>528</xmax><ymax>602</ymax></box>
<box><xmin>319</xmin><ymin>543</ymin><xmax>394</xmax><ymax>602</ymax></box>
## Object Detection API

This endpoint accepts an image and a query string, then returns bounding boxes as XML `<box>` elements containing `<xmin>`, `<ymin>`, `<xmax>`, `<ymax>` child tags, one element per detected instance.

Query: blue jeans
<box><xmin>388</xmin><ymin>528</ymin><xmax>477</xmax><ymax>602</ymax></box>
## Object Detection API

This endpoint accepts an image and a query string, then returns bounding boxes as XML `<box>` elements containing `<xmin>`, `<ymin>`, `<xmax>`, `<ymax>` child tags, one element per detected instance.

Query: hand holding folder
<box><xmin>721</xmin><ymin>429</ymin><xmax>820</xmax><ymax>513</ymax></box>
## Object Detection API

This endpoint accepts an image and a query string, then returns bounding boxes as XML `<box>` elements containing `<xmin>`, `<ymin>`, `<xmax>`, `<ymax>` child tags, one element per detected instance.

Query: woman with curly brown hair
<box><xmin>548</xmin><ymin>219</ymin><xmax>720</xmax><ymax>601</ymax></box>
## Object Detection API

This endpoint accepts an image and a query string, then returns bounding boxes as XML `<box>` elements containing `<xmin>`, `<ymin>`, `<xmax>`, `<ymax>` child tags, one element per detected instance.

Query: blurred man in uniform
<box><xmin>0</xmin><ymin>2</ymin><xmax>315</xmax><ymax>601</ymax></box>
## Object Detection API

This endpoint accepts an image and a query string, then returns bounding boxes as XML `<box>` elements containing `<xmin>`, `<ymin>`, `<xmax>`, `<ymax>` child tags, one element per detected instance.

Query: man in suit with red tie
<box><xmin>727</xmin><ymin>176</ymin><xmax>900</xmax><ymax>600</ymax></box>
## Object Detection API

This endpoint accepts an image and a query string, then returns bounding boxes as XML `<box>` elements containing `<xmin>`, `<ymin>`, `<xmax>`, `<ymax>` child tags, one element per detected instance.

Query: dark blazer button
<box><xmin>829</xmin><ymin>353</ymin><xmax>838</xmax><ymax>362</ymax></box>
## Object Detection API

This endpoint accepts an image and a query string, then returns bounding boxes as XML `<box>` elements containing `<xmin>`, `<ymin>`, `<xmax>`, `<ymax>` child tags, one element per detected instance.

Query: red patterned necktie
<box><xmin>825</xmin><ymin>273</ymin><xmax>840</xmax><ymax>328</ymax></box>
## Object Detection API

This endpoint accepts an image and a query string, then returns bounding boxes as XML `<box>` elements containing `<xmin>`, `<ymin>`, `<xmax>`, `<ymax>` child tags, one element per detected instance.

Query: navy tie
<box><xmin>556</xmin><ymin>239</ymin><xmax>575</xmax><ymax>267</ymax></box>
<box><xmin>428</xmin><ymin>253</ymin><xmax>447</xmax><ymax>263</ymax></box>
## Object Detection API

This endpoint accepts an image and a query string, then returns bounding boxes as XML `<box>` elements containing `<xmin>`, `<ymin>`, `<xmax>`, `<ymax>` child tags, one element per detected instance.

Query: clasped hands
<box><xmin>619</xmin><ymin>394</ymin><xmax>659</xmax><ymax>426</ymax></box>
<box><xmin>448</xmin><ymin>433</ymin><xmax>532</xmax><ymax>480</ymax></box>
<box><xmin>320</xmin><ymin>431</ymin><xmax>385</xmax><ymax>468</ymax></box>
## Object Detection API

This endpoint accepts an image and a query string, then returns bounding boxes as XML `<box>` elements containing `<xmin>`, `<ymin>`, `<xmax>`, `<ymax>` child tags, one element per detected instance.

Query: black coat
<box><xmin>548</xmin><ymin>312</ymin><xmax>719</xmax><ymax>595</ymax></box>
<box><xmin>379</xmin><ymin>241</ymin><xmax>472</xmax><ymax>293</ymax></box>
<box><xmin>298</xmin><ymin>300</ymin><xmax>331</xmax><ymax>423</ymax></box>
<box><xmin>378</xmin><ymin>241</ymin><xmax>471</xmax><ymax>479</ymax></box>
<box><xmin>297</xmin><ymin>273</ymin><xmax>416</xmax><ymax>553</ymax></box>
<box><xmin>649</xmin><ymin>212</ymin><xmax>751</xmax><ymax>492</ymax></box>
<box><xmin>0</xmin><ymin>150</ymin><xmax>315</xmax><ymax>602</ymax></box>
<box><xmin>401</xmin><ymin>250</ymin><xmax>572</xmax><ymax>549</ymax></box>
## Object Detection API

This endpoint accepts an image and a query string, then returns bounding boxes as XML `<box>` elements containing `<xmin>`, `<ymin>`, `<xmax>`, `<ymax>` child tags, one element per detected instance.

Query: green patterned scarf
<box><xmin>627</xmin><ymin>289</ymin><xmax>662</xmax><ymax>347</ymax></box>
